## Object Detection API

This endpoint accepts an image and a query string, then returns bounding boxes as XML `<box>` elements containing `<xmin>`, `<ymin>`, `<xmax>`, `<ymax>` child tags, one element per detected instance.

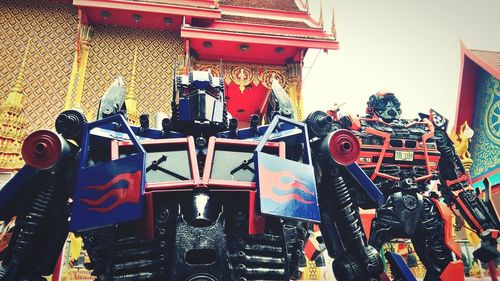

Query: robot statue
<box><xmin>0</xmin><ymin>71</ymin><xmax>384</xmax><ymax>281</ymax></box>
<box><xmin>335</xmin><ymin>91</ymin><xmax>500</xmax><ymax>281</ymax></box>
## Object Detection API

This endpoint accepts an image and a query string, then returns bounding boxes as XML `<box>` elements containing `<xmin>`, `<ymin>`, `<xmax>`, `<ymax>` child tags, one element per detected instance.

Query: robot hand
<box><xmin>474</xmin><ymin>229</ymin><xmax>500</xmax><ymax>263</ymax></box>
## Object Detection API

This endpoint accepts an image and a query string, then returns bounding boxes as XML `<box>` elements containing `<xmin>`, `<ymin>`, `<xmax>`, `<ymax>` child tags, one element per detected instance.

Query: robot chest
<box><xmin>356</xmin><ymin>124</ymin><xmax>440</xmax><ymax>182</ymax></box>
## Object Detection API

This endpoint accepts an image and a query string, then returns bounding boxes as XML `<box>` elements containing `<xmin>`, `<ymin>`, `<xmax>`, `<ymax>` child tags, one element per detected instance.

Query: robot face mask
<box><xmin>367</xmin><ymin>92</ymin><xmax>402</xmax><ymax>122</ymax></box>
<box><xmin>176</xmin><ymin>71</ymin><xmax>226</xmax><ymax>124</ymax></box>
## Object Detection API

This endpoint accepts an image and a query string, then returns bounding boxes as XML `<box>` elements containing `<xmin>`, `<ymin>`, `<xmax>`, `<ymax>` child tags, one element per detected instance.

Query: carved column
<box><xmin>65</xmin><ymin>24</ymin><xmax>91</xmax><ymax>113</ymax></box>
<box><xmin>286</xmin><ymin>61</ymin><xmax>303</xmax><ymax>120</ymax></box>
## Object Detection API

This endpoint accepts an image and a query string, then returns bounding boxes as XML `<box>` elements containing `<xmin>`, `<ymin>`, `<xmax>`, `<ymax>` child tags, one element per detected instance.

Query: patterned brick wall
<box><xmin>82</xmin><ymin>26</ymin><xmax>183</xmax><ymax>119</ymax></box>
<box><xmin>0</xmin><ymin>0</ymin><xmax>77</xmax><ymax>132</ymax></box>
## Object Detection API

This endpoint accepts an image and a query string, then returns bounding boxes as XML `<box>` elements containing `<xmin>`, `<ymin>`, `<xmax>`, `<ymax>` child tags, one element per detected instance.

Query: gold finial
<box><xmin>305</xmin><ymin>0</ymin><xmax>309</xmax><ymax>12</ymax></box>
<box><xmin>331</xmin><ymin>7</ymin><xmax>337</xmax><ymax>39</ymax></box>
<box><xmin>77</xmin><ymin>24</ymin><xmax>91</xmax><ymax>65</ymax></box>
<box><xmin>319</xmin><ymin>0</ymin><xmax>324</xmax><ymax>28</ymax></box>
<box><xmin>450</xmin><ymin>121</ymin><xmax>474</xmax><ymax>171</ymax></box>
<box><xmin>126</xmin><ymin>46</ymin><xmax>139</xmax><ymax>125</ymax></box>
<box><xmin>214</xmin><ymin>0</ymin><xmax>219</xmax><ymax>8</ymax></box>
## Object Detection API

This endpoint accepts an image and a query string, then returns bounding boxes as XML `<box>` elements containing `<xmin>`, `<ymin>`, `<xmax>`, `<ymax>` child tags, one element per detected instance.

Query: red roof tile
<box><xmin>220</xmin><ymin>0</ymin><xmax>301</xmax><ymax>12</ymax></box>
<box><xmin>471</xmin><ymin>49</ymin><xmax>500</xmax><ymax>74</ymax></box>
<box><xmin>134</xmin><ymin>0</ymin><xmax>215</xmax><ymax>8</ymax></box>
<box><xmin>221</xmin><ymin>15</ymin><xmax>312</xmax><ymax>29</ymax></box>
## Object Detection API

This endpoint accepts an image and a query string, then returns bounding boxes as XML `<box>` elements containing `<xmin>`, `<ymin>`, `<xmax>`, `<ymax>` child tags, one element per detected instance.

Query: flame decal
<box><xmin>259</xmin><ymin>167</ymin><xmax>315</xmax><ymax>204</ymax></box>
<box><xmin>80</xmin><ymin>170</ymin><xmax>141</xmax><ymax>213</ymax></box>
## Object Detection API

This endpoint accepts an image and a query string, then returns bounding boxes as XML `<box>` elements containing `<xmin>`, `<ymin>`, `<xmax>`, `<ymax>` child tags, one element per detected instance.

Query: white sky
<box><xmin>303</xmin><ymin>0</ymin><xmax>500</xmax><ymax>129</ymax></box>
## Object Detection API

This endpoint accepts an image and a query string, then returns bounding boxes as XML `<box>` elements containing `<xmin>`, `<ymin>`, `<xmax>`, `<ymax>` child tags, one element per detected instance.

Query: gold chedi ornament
<box><xmin>450</xmin><ymin>121</ymin><xmax>474</xmax><ymax>171</ymax></box>
<box><xmin>0</xmin><ymin>39</ymin><xmax>31</xmax><ymax>171</ymax></box>
<box><xmin>125</xmin><ymin>46</ymin><xmax>140</xmax><ymax>126</ymax></box>
<box><xmin>318</xmin><ymin>0</ymin><xmax>324</xmax><ymax>28</ymax></box>
<box><xmin>331</xmin><ymin>8</ymin><xmax>337</xmax><ymax>40</ymax></box>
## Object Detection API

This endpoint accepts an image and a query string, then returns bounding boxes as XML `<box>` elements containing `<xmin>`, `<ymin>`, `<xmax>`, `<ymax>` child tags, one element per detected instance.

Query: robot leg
<box><xmin>411</xmin><ymin>198</ymin><xmax>460</xmax><ymax>281</ymax></box>
<box><xmin>319</xmin><ymin>174</ymin><xmax>382</xmax><ymax>281</ymax></box>
<box><xmin>368</xmin><ymin>196</ymin><xmax>397</xmax><ymax>252</ymax></box>
<box><xmin>0</xmin><ymin>170</ymin><xmax>71</xmax><ymax>281</ymax></box>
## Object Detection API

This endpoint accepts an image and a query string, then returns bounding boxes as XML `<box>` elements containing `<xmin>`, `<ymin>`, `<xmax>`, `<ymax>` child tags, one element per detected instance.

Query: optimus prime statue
<box><xmin>0</xmin><ymin>70</ymin><xmax>384</xmax><ymax>281</ymax></box>
<box><xmin>332</xmin><ymin>92</ymin><xmax>499</xmax><ymax>281</ymax></box>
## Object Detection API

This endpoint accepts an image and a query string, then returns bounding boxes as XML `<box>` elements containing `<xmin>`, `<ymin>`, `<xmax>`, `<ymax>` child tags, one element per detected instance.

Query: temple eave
<box><xmin>182</xmin><ymin>27</ymin><xmax>338</xmax><ymax>50</ymax></box>
<box><xmin>202</xmin><ymin>19</ymin><xmax>327</xmax><ymax>38</ymax></box>
<box><xmin>74</xmin><ymin>0</ymin><xmax>222</xmax><ymax>19</ymax></box>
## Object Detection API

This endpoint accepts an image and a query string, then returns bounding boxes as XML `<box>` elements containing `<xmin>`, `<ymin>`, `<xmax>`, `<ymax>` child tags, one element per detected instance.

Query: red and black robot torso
<box><xmin>355</xmin><ymin>115</ymin><xmax>440</xmax><ymax>195</ymax></box>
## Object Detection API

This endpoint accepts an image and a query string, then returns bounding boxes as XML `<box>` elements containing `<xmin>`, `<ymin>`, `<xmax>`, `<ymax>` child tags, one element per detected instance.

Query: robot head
<box><xmin>172</xmin><ymin>70</ymin><xmax>228</xmax><ymax>134</ymax></box>
<box><xmin>367</xmin><ymin>92</ymin><xmax>402</xmax><ymax>122</ymax></box>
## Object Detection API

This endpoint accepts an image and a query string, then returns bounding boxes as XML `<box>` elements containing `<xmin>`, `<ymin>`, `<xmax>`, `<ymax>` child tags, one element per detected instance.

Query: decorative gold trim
<box><xmin>259</xmin><ymin>69</ymin><xmax>287</xmax><ymax>90</ymax></box>
<box><xmin>230</xmin><ymin>66</ymin><xmax>254</xmax><ymax>93</ymax></box>
<box><xmin>287</xmin><ymin>78</ymin><xmax>303</xmax><ymax>121</ymax></box>
<box><xmin>194</xmin><ymin>60</ymin><xmax>289</xmax><ymax>90</ymax></box>
<box><xmin>193</xmin><ymin>60</ymin><xmax>305</xmax><ymax>119</ymax></box>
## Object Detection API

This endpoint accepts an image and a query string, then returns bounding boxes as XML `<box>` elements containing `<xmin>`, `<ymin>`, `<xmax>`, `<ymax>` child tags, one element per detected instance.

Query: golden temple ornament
<box><xmin>0</xmin><ymin>39</ymin><xmax>31</xmax><ymax>171</ymax></box>
<box><xmin>230</xmin><ymin>66</ymin><xmax>254</xmax><ymax>93</ymax></box>
<box><xmin>331</xmin><ymin>8</ymin><xmax>337</xmax><ymax>39</ymax></box>
<box><xmin>125</xmin><ymin>46</ymin><xmax>140</xmax><ymax>125</ymax></box>
<box><xmin>450</xmin><ymin>121</ymin><xmax>474</xmax><ymax>171</ymax></box>
<box><xmin>319</xmin><ymin>0</ymin><xmax>324</xmax><ymax>28</ymax></box>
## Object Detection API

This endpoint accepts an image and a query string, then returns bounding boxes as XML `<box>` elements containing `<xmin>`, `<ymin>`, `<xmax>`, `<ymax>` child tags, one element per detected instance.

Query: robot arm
<box><xmin>305</xmin><ymin>111</ymin><xmax>383</xmax><ymax>281</ymax></box>
<box><xmin>430</xmin><ymin>110</ymin><xmax>499</xmax><ymax>262</ymax></box>
<box><xmin>0</xmin><ymin>128</ymin><xmax>81</xmax><ymax>281</ymax></box>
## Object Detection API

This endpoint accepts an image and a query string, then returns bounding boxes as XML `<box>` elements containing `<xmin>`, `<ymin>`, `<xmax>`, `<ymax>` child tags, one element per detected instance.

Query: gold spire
<box><xmin>331</xmin><ymin>7</ymin><xmax>337</xmax><ymax>39</ymax></box>
<box><xmin>126</xmin><ymin>46</ymin><xmax>139</xmax><ymax>125</ymax></box>
<box><xmin>0</xmin><ymin>39</ymin><xmax>31</xmax><ymax>171</ymax></box>
<box><xmin>319</xmin><ymin>0</ymin><xmax>324</xmax><ymax>28</ymax></box>
<box><xmin>6</xmin><ymin>39</ymin><xmax>31</xmax><ymax>111</ymax></box>
<box><xmin>214</xmin><ymin>0</ymin><xmax>219</xmax><ymax>9</ymax></box>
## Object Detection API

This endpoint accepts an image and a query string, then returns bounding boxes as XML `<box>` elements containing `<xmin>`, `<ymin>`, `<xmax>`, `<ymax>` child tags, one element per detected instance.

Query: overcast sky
<box><xmin>303</xmin><ymin>0</ymin><xmax>500</xmax><ymax>129</ymax></box>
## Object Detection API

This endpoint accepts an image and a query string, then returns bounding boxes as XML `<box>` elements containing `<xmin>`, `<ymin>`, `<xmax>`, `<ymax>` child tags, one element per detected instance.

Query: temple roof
<box><xmin>73</xmin><ymin>0</ymin><xmax>336</xmax><ymax>64</ymax></box>
<box><xmin>220</xmin><ymin>15</ymin><xmax>312</xmax><ymax>29</ymax></box>
<box><xmin>187</xmin><ymin>1</ymin><xmax>331</xmax><ymax>42</ymax></box>
<box><xmin>131</xmin><ymin>0</ymin><xmax>218</xmax><ymax>9</ymax></box>
<box><xmin>471</xmin><ymin>49</ymin><xmax>500</xmax><ymax>74</ymax></box>
<box><xmin>454</xmin><ymin>42</ymin><xmax>500</xmax><ymax>145</ymax></box>
<box><xmin>219</xmin><ymin>0</ymin><xmax>304</xmax><ymax>12</ymax></box>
